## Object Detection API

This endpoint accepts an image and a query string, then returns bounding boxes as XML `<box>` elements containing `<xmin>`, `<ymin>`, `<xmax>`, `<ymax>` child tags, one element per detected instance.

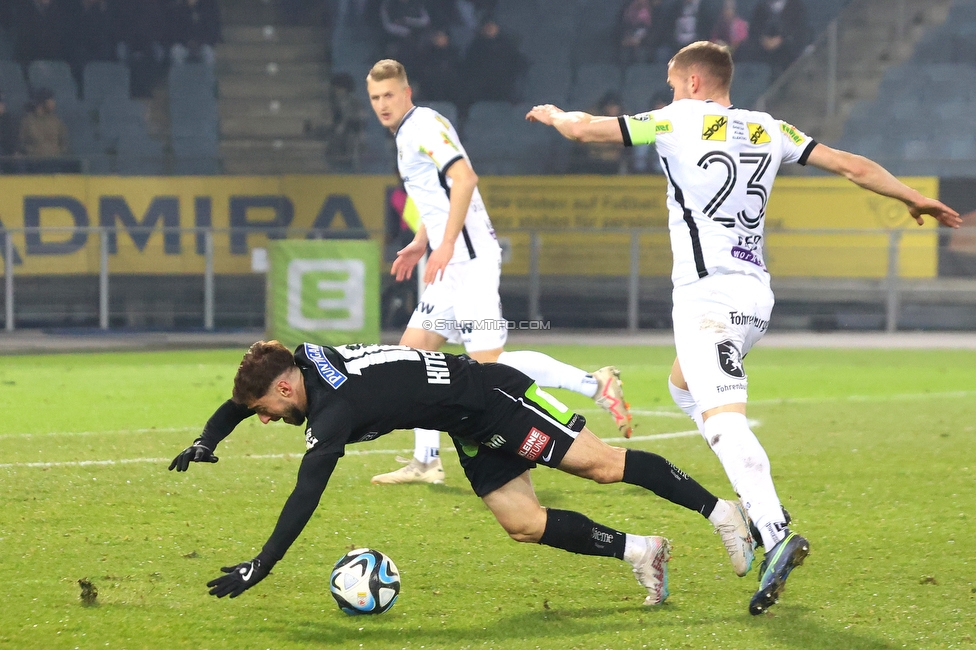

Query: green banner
<box><xmin>267</xmin><ymin>240</ymin><xmax>380</xmax><ymax>349</ymax></box>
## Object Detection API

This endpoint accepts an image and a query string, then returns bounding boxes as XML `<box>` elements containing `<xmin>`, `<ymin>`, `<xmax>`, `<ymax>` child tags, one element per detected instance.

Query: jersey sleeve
<box><xmin>258</xmin><ymin>446</ymin><xmax>340</xmax><ymax>564</ymax></box>
<box><xmin>198</xmin><ymin>399</ymin><xmax>254</xmax><ymax>450</ymax></box>
<box><xmin>618</xmin><ymin>111</ymin><xmax>664</xmax><ymax>147</ymax></box>
<box><xmin>415</xmin><ymin>112</ymin><xmax>465</xmax><ymax>173</ymax></box>
<box><xmin>304</xmin><ymin>399</ymin><xmax>354</xmax><ymax>456</ymax></box>
<box><xmin>777</xmin><ymin>120</ymin><xmax>818</xmax><ymax>165</ymax></box>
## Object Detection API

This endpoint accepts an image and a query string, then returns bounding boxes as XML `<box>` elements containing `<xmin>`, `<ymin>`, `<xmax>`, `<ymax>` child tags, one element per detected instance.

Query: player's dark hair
<box><xmin>232</xmin><ymin>340</ymin><xmax>296</xmax><ymax>404</ymax></box>
<box><xmin>671</xmin><ymin>41</ymin><xmax>733</xmax><ymax>91</ymax></box>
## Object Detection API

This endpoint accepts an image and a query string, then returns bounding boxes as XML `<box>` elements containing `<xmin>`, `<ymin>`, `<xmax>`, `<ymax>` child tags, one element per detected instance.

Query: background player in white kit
<box><xmin>527</xmin><ymin>41</ymin><xmax>961</xmax><ymax>614</ymax></box>
<box><xmin>366</xmin><ymin>59</ymin><xmax>634</xmax><ymax>485</ymax></box>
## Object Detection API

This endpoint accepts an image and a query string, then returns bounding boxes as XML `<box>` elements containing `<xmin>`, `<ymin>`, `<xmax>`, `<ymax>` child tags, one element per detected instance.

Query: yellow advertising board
<box><xmin>480</xmin><ymin>175</ymin><xmax>939</xmax><ymax>278</ymax></box>
<box><xmin>0</xmin><ymin>174</ymin><xmax>938</xmax><ymax>278</ymax></box>
<box><xmin>0</xmin><ymin>175</ymin><xmax>392</xmax><ymax>275</ymax></box>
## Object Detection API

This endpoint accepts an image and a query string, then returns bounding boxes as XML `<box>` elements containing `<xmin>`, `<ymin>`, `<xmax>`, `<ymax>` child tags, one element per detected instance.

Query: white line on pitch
<box><xmin>6</xmin><ymin>387</ymin><xmax>969</xmax><ymax>440</ymax></box>
<box><xmin>0</xmin><ymin>430</ymin><xmax>703</xmax><ymax>469</ymax></box>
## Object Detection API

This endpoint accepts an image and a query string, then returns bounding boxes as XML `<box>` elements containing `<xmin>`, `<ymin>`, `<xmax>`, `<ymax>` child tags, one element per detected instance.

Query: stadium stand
<box><xmin>837</xmin><ymin>0</ymin><xmax>976</xmax><ymax>178</ymax></box>
<box><xmin>169</xmin><ymin>63</ymin><xmax>219</xmax><ymax>174</ymax></box>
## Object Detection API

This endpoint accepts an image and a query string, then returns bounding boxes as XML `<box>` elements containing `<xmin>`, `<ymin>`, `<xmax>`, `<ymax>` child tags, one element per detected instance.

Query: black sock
<box><xmin>538</xmin><ymin>509</ymin><xmax>626</xmax><ymax>559</ymax></box>
<box><xmin>622</xmin><ymin>449</ymin><xmax>719</xmax><ymax>518</ymax></box>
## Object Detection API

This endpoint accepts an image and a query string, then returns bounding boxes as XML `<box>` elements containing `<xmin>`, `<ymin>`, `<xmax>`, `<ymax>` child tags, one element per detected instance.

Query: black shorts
<box><xmin>449</xmin><ymin>363</ymin><xmax>587</xmax><ymax>497</ymax></box>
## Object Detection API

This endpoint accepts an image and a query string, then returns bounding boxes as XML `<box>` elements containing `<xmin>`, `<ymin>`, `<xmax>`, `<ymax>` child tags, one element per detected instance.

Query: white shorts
<box><xmin>406</xmin><ymin>252</ymin><xmax>508</xmax><ymax>353</ymax></box>
<box><xmin>672</xmin><ymin>274</ymin><xmax>774</xmax><ymax>412</ymax></box>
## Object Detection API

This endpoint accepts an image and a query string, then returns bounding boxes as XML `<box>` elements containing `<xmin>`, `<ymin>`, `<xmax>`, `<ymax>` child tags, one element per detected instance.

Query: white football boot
<box><xmin>631</xmin><ymin>535</ymin><xmax>671</xmax><ymax>605</ymax></box>
<box><xmin>592</xmin><ymin>366</ymin><xmax>633</xmax><ymax>437</ymax></box>
<box><xmin>713</xmin><ymin>499</ymin><xmax>755</xmax><ymax>577</ymax></box>
<box><xmin>371</xmin><ymin>456</ymin><xmax>445</xmax><ymax>485</ymax></box>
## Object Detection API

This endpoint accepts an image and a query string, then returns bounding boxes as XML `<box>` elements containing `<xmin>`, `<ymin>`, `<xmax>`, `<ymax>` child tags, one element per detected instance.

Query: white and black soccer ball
<box><xmin>329</xmin><ymin>548</ymin><xmax>400</xmax><ymax>615</ymax></box>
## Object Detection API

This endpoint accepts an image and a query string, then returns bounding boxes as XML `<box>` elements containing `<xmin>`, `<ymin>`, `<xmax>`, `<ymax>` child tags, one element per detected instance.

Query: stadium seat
<box><xmin>521</xmin><ymin>62</ymin><xmax>571</xmax><ymax>105</ymax></box>
<box><xmin>116</xmin><ymin>127</ymin><xmax>164</xmax><ymax>175</ymax></box>
<box><xmin>730</xmin><ymin>63</ymin><xmax>771</xmax><ymax>109</ymax></box>
<box><xmin>570</xmin><ymin>64</ymin><xmax>623</xmax><ymax>110</ymax></box>
<box><xmin>173</xmin><ymin>136</ymin><xmax>220</xmax><ymax>174</ymax></box>
<box><xmin>97</xmin><ymin>99</ymin><xmax>147</xmax><ymax>142</ymax></box>
<box><xmin>572</xmin><ymin>0</ymin><xmax>629</xmax><ymax>65</ymax></box>
<box><xmin>27</xmin><ymin>60</ymin><xmax>79</xmax><ymax>103</ymax></box>
<box><xmin>948</xmin><ymin>0</ymin><xmax>976</xmax><ymax>23</ymax></box>
<box><xmin>423</xmin><ymin>101</ymin><xmax>457</xmax><ymax>126</ymax></box>
<box><xmin>84</xmin><ymin>62</ymin><xmax>130</xmax><ymax>104</ymax></box>
<box><xmin>623</xmin><ymin>63</ymin><xmax>670</xmax><ymax>112</ymax></box>
<box><xmin>465</xmin><ymin>102</ymin><xmax>554</xmax><ymax>174</ymax></box>
<box><xmin>169</xmin><ymin>66</ymin><xmax>218</xmax><ymax>140</ymax></box>
<box><xmin>0</xmin><ymin>26</ymin><xmax>13</xmax><ymax>60</ymax></box>
<box><xmin>0</xmin><ymin>61</ymin><xmax>28</xmax><ymax>112</ymax></box>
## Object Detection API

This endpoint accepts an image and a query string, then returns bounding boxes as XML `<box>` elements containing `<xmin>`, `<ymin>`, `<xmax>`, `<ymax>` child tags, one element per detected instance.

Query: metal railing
<box><xmin>2</xmin><ymin>226</ymin><xmax>974</xmax><ymax>333</ymax></box>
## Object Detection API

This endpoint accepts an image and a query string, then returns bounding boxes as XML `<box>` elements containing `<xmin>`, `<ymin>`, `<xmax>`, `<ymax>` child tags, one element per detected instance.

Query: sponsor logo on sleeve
<box><xmin>518</xmin><ymin>427</ymin><xmax>551</xmax><ymax>461</ymax></box>
<box><xmin>779</xmin><ymin>122</ymin><xmax>805</xmax><ymax>145</ymax></box>
<box><xmin>656</xmin><ymin>120</ymin><xmax>673</xmax><ymax>134</ymax></box>
<box><xmin>748</xmin><ymin>123</ymin><xmax>771</xmax><ymax>144</ymax></box>
<box><xmin>305</xmin><ymin>427</ymin><xmax>320</xmax><ymax>450</ymax></box>
<box><xmin>702</xmin><ymin>115</ymin><xmax>728</xmax><ymax>141</ymax></box>
<box><xmin>304</xmin><ymin>343</ymin><xmax>348</xmax><ymax>388</ymax></box>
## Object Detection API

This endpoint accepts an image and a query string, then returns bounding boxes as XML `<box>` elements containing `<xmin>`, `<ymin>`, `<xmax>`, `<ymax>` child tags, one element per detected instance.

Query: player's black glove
<box><xmin>168</xmin><ymin>440</ymin><xmax>218</xmax><ymax>472</ymax></box>
<box><xmin>206</xmin><ymin>557</ymin><xmax>271</xmax><ymax>598</ymax></box>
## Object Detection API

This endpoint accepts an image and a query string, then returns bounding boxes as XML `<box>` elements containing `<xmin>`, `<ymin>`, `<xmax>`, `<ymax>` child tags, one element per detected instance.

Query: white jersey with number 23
<box><xmin>619</xmin><ymin>99</ymin><xmax>817</xmax><ymax>288</ymax></box>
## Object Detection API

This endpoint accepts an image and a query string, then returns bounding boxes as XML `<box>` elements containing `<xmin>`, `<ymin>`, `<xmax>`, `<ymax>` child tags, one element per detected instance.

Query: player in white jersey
<box><xmin>365</xmin><ymin>59</ymin><xmax>636</xmax><ymax>486</ymax></box>
<box><xmin>527</xmin><ymin>41</ymin><xmax>961</xmax><ymax>615</ymax></box>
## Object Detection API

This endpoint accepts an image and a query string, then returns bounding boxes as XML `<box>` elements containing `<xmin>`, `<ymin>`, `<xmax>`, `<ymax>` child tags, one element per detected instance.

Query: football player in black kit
<box><xmin>169</xmin><ymin>341</ymin><xmax>756</xmax><ymax>606</ymax></box>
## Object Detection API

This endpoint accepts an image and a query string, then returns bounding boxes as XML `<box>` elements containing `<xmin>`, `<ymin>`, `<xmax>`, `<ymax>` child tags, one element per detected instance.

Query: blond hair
<box><xmin>671</xmin><ymin>41</ymin><xmax>734</xmax><ymax>91</ymax></box>
<box><xmin>367</xmin><ymin>59</ymin><xmax>409</xmax><ymax>85</ymax></box>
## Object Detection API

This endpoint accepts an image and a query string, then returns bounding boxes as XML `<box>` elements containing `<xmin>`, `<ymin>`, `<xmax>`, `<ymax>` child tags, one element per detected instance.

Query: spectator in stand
<box><xmin>461</xmin><ymin>19</ymin><xmax>525</xmax><ymax>106</ymax></box>
<box><xmin>20</xmin><ymin>87</ymin><xmax>76</xmax><ymax>172</ymax></box>
<box><xmin>710</xmin><ymin>0</ymin><xmax>748</xmax><ymax>53</ymax></box>
<box><xmin>164</xmin><ymin>0</ymin><xmax>221</xmax><ymax>66</ymax></box>
<box><xmin>737</xmin><ymin>0</ymin><xmax>809</xmax><ymax>76</ymax></box>
<box><xmin>571</xmin><ymin>92</ymin><xmax>629</xmax><ymax>175</ymax></box>
<box><xmin>653</xmin><ymin>0</ymin><xmax>722</xmax><ymax>62</ymax></box>
<box><xmin>12</xmin><ymin>0</ymin><xmax>68</xmax><ymax>64</ymax></box>
<box><xmin>116</xmin><ymin>0</ymin><xmax>167</xmax><ymax>97</ymax></box>
<box><xmin>414</xmin><ymin>29</ymin><xmax>461</xmax><ymax>103</ymax></box>
<box><xmin>67</xmin><ymin>0</ymin><xmax>121</xmax><ymax>93</ymax></box>
<box><xmin>618</xmin><ymin>0</ymin><xmax>660</xmax><ymax>65</ymax></box>
<box><xmin>379</xmin><ymin>0</ymin><xmax>430</xmax><ymax>65</ymax></box>
<box><xmin>0</xmin><ymin>93</ymin><xmax>21</xmax><ymax>172</ymax></box>
<box><xmin>324</xmin><ymin>73</ymin><xmax>365</xmax><ymax>171</ymax></box>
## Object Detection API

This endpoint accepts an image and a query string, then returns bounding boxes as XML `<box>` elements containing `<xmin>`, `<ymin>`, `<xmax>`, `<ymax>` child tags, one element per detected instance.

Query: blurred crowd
<box><xmin>618</xmin><ymin>0</ymin><xmax>811</xmax><ymax>76</ymax></box>
<box><xmin>357</xmin><ymin>0</ymin><xmax>525</xmax><ymax>108</ymax></box>
<box><xmin>0</xmin><ymin>0</ymin><xmax>221</xmax><ymax>88</ymax></box>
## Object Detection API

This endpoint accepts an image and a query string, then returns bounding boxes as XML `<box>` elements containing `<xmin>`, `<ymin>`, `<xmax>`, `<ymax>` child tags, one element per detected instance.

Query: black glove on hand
<box><xmin>168</xmin><ymin>440</ymin><xmax>218</xmax><ymax>472</ymax></box>
<box><xmin>207</xmin><ymin>558</ymin><xmax>271</xmax><ymax>598</ymax></box>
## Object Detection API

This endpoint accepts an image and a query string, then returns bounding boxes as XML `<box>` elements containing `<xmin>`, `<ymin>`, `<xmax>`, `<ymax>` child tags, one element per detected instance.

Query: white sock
<box><xmin>413</xmin><ymin>428</ymin><xmax>440</xmax><ymax>464</ymax></box>
<box><xmin>497</xmin><ymin>350</ymin><xmax>598</xmax><ymax>398</ymax></box>
<box><xmin>623</xmin><ymin>533</ymin><xmax>648</xmax><ymax>565</ymax></box>
<box><xmin>702</xmin><ymin>412</ymin><xmax>787</xmax><ymax>549</ymax></box>
<box><xmin>706</xmin><ymin>497</ymin><xmax>731</xmax><ymax>526</ymax></box>
<box><xmin>668</xmin><ymin>379</ymin><xmax>703</xmax><ymax>433</ymax></box>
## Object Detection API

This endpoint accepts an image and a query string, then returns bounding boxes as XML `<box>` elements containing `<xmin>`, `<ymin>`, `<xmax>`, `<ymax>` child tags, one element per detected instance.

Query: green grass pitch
<box><xmin>0</xmin><ymin>344</ymin><xmax>974</xmax><ymax>649</ymax></box>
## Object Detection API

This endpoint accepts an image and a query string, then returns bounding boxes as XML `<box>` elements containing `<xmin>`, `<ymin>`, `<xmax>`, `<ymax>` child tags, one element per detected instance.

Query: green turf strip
<box><xmin>0</xmin><ymin>346</ymin><xmax>973</xmax><ymax>649</ymax></box>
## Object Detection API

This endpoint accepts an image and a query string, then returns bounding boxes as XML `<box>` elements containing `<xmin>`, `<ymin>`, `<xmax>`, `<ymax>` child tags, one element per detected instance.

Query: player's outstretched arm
<box><xmin>206</xmin><ymin>449</ymin><xmax>340</xmax><ymax>598</ymax></box>
<box><xmin>168</xmin><ymin>399</ymin><xmax>255</xmax><ymax>471</ymax></box>
<box><xmin>526</xmin><ymin>104</ymin><xmax>624</xmax><ymax>143</ymax></box>
<box><xmin>806</xmin><ymin>143</ymin><xmax>962</xmax><ymax>228</ymax></box>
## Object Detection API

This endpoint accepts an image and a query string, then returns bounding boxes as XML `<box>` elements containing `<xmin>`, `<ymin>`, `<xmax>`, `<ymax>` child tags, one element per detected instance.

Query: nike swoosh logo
<box><xmin>240</xmin><ymin>564</ymin><xmax>254</xmax><ymax>581</ymax></box>
<box><xmin>541</xmin><ymin>444</ymin><xmax>555</xmax><ymax>463</ymax></box>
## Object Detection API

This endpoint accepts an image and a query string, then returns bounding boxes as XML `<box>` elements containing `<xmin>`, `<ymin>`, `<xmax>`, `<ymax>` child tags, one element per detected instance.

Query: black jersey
<box><xmin>196</xmin><ymin>343</ymin><xmax>494</xmax><ymax>565</ymax></box>
<box><xmin>199</xmin><ymin>343</ymin><xmax>487</xmax><ymax>455</ymax></box>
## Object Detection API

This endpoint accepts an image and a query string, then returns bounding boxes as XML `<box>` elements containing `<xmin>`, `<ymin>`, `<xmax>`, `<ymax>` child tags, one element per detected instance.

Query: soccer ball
<box><xmin>329</xmin><ymin>548</ymin><xmax>400</xmax><ymax>615</ymax></box>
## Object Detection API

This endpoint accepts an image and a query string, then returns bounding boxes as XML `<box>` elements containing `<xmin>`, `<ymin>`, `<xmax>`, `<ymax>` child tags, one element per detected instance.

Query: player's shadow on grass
<box><xmin>280</xmin><ymin>603</ymin><xmax>675</xmax><ymax>646</ymax></box>
<box><xmin>750</xmin><ymin>605</ymin><xmax>903</xmax><ymax>650</ymax></box>
<box><xmin>279</xmin><ymin>603</ymin><xmax>906</xmax><ymax>648</ymax></box>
